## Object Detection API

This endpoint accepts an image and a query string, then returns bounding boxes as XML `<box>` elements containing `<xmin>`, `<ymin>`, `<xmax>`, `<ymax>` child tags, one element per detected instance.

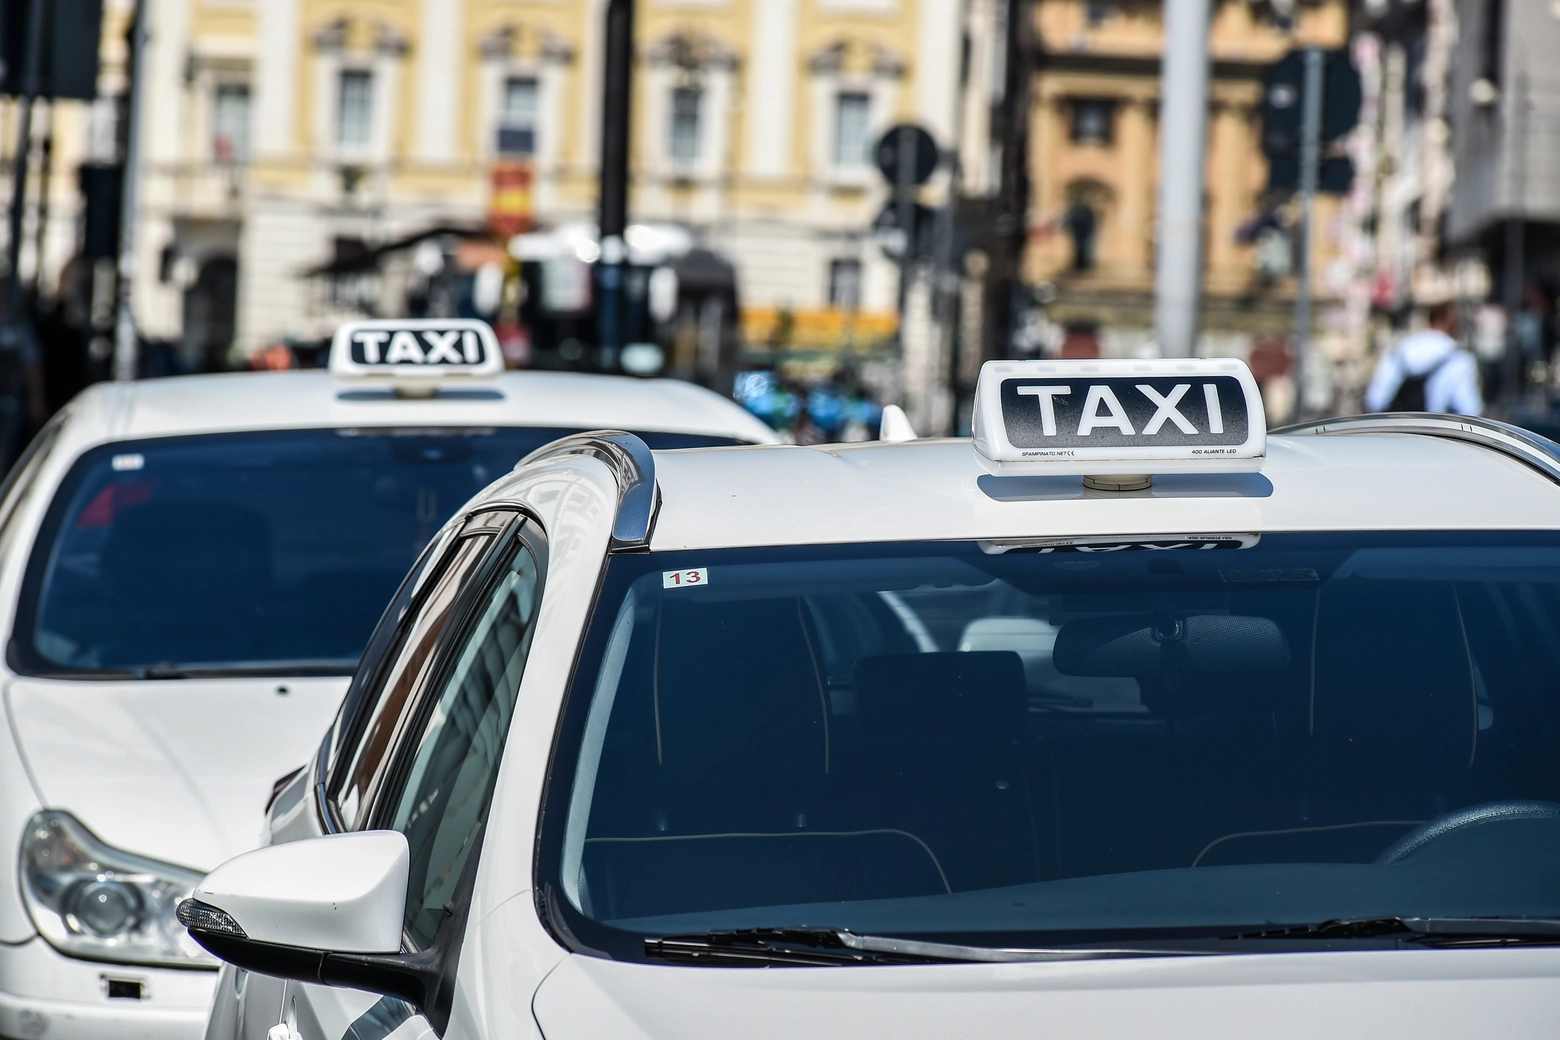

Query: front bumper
<box><xmin>0</xmin><ymin>937</ymin><xmax>213</xmax><ymax>1040</ymax></box>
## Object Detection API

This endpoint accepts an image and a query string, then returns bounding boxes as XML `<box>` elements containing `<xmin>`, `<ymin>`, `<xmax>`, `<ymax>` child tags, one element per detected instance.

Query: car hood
<box><xmin>5</xmin><ymin>676</ymin><xmax>347</xmax><ymax>871</ymax></box>
<box><xmin>532</xmin><ymin>948</ymin><xmax>1560</xmax><ymax>1040</ymax></box>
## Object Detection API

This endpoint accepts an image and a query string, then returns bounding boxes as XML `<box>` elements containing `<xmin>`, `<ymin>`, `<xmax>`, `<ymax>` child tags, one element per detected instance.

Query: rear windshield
<box><xmin>544</xmin><ymin>533</ymin><xmax>1560</xmax><ymax>955</ymax></box>
<box><xmin>14</xmin><ymin>427</ymin><xmax>739</xmax><ymax>677</ymax></box>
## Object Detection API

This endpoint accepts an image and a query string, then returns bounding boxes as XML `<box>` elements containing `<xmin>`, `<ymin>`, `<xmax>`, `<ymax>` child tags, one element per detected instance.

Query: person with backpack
<box><xmin>1364</xmin><ymin>302</ymin><xmax>1483</xmax><ymax>415</ymax></box>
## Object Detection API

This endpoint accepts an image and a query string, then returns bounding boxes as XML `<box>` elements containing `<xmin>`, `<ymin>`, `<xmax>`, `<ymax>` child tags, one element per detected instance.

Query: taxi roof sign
<box><xmin>330</xmin><ymin>319</ymin><xmax>504</xmax><ymax>384</ymax></box>
<box><xmin>972</xmin><ymin>358</ymin><xmax>1266</xmax><ymax>478</ymax></box>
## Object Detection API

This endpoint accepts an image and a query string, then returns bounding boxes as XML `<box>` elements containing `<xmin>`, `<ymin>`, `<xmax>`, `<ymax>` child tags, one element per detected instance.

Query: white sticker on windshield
<box><xmin>663</xmin><ymin>568</ymin><xmax>708</xmax><ymax>589</ymax></box>
<box><xmin>111</xmin><ymin>453</ymin><xmax>144</xmax><ymax>471</ymax></box>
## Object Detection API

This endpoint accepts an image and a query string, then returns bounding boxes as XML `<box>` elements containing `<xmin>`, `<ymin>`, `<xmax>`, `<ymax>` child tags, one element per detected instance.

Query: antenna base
<box><xmin>1083</xmin><ymin>473</ymin><xmax>1152</xmax><ymax>492</ymax></box>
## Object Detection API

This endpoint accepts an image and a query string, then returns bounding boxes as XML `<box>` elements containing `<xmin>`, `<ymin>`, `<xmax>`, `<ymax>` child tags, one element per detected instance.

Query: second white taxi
<box><xmin>0</xmin><ymin>320</ymin><xmax>775</xmax><ymax>1040</ymax></box>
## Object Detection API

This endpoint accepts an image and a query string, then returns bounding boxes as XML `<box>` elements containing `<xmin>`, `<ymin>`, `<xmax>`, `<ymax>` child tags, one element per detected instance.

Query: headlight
<box><xmin>20</xmin><ymin>810</ymin><xmax>215</xmax><ymax>967</ymax></box>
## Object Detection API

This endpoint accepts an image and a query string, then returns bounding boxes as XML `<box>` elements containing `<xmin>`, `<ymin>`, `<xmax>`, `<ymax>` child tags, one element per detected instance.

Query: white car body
<box><xmin>0</xmin><ymin>368</ymin><xmax>774</xmax><ymax>1040</ymax></box>
<box><xmin>205</xmin><ymin>413</ymin><xmax>1560</xmax><ymax>1040</ymax></box>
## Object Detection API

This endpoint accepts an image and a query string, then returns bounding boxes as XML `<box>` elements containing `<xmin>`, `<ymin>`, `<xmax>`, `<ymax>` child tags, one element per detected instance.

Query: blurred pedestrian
<box><xmin>1364</xmin><ymin>302</ymin><xmax>1481</xmax><ymax>415</ymax></box>
<box><xmin>251</xmin><ymin>343</ymin><xmax>296</xmax><ymax>371</ymax></box>
<box><xmin>1061</xmin><ymin>203</ymin><xmax>1097</xmax><ymax>272</ymax></box>
<box><xmin>1516</xmin><ymin>281</ymin><xmax>1555</xmax><ymax>373</ymax></box>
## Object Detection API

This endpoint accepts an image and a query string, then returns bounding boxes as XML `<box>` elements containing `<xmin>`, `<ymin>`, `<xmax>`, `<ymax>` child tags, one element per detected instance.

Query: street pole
<box><xmin>1502</xmin><ymin>68</ymin><xmax>1528</xmax><ymax>409</ymax></box>
<box><xmin>4</xmin><ymin>0</ymin><xmax>43</xmax><ymax>332</ymax></box>
<box><xmin>113</xmin><ymin>0</ymin><xmax>149</xmax><ymax>383</ymax></box>
<box><xmin>597</xmin><ymin>0</ymin><xmax>634</xmax><ymax>372</ymax></box>
<box><xmin>1290</xmin><ymin>46</ymin><xmax>1323</xmax><ymax>421</ymax></box>
<box><xmin>982</xmin><ymin>0</ymin><xmax>1030</xmax><ymax>369</ymax></box>
<box><xmin>935</xmin><ymin>146</ymin><xmax>962</xmax><ymax>435</ymax></box>
<box><xmin>1152</xmin><ymin>0</ymin><xmax>1211</xmax><ymax>358</ymax></box>
<box><xmin>0</xmin><ymin>0</ymin><xmax>44</xmax><ymax>468</ymax></box>
<box><xmin>894</xmin><ymin>126</ymin><xmax>917</xmax><ymax>316</ymax></box>
<box><xmin>30</xmin><ymin>100</ymin><xmax>52</xmax><ymax>302</ymax></box>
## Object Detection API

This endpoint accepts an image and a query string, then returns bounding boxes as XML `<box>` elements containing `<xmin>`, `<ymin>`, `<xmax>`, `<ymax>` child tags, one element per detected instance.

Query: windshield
<box><xmin>544</xmin><ymin>533</ymin><xmax>1560</xmax><ymax>956</ymax></box>
<box><xmin>14</xmin><ymin>427</ymin><xmax>740</xmax><ymax>677</ymax></box>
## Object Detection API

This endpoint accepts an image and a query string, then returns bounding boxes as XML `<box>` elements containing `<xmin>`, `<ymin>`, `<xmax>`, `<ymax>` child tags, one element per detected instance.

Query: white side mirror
<box><xmin>181</xmin><ymin>831</ymin><xmax>408</xmax><ymax>954</ymax></box>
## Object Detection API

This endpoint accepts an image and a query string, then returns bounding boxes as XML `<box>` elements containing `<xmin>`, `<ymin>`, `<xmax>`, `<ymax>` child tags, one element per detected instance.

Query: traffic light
<box><xmin>1265</xmin><ymin>155</ymin><xmax>1355</xmax><ymax>195</ymax></box>
<box><xmin>1261</xmin><ymin>48</ymin><xmax>1361</xmax><ymax>194</ymax></box>
<box><xmin>0</xmin><ymin>0</ymin><xmax>103</xmax><ymax>100</ymax></box>
<box><xmin>78</xmin><ymin>164</ymin><xmax>122</xmax><ymax>260</ymax></box>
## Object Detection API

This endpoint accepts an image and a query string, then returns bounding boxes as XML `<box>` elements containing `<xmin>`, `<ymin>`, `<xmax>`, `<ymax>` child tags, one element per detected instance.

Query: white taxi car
<box><xmin>0</xmin><ymin>320</ymin><xmax>774</xmax><ymax>1040</ymax></box>
<box><xmin>187</xmin><ymin>358</ymin><xmax>1560</xmax><ymax>1040</ymax></box>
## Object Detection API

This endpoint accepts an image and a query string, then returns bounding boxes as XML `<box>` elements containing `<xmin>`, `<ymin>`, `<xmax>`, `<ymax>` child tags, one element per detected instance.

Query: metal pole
<box><xmin>981</xmin><ymin>0</ymin><xmax>1031</xmax><ymax>368</ymax></box>
<box><xmin>0</xmin><ymin>0</ymin><xmax>45</xmax><ymax>469</ymax></box>
<box><xmin>1152</xmin><ymin>0</ymin><xmax>1211</xmax><ymax>358</ymax></box>
<box><xmin>936</xmin><ymin>147</ymin><xmax>962</xmax><ymax>435</ymax></box>
<box><xmin>597</xmin><ymin>0</ymin><xmax>633</xmax><ymax>371</ymax></box>
<box><xmin>895</xmin><ymin>126</ymin><xmax>917</xmax><ymax>318</ymax></box>
<box><xmin>113</xmin><ymin>0</ymin><xmax>150</xmax><ymax>382</ymax></box>
<box><xmin>3</xmin><ymin>0</ymin><xmax>43</xmax><ymax>331</ymax></box>
<box><xmin>1290</xmin><ymin>46</ymin><xmax>1323</xmax><ymax>422</ymax></box>
<box><xmin>1502</xmin><ymin>68</ymin><xmax>1528</xmax><ymax>409</ymax></box>
<box><xmin>30</xmin><ymin>101</ymin><xmax>51</xmax><ymax>301</ymax></box>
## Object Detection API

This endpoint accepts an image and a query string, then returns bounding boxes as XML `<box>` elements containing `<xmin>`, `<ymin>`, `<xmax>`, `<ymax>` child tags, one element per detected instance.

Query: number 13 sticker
<box><xmin>663</xmin><ymin>568</ymin><xmax>708</xmax><ymax>589</ymax></box>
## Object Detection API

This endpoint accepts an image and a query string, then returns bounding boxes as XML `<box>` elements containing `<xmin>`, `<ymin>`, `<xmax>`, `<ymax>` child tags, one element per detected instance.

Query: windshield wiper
<box><xmin>645</xmin><ymin>928</ymin><xmax>1212</xmax><ymax>966</ymax></box>
<box><xmin>1231</xmin><ymin>916</ymin><xmax>1560</xmax><ymax>946</ymax></box>
<box><xmin>134</xmin><ymin>660</ymin><xmax>357</xmax><ymax>680</ymax></box>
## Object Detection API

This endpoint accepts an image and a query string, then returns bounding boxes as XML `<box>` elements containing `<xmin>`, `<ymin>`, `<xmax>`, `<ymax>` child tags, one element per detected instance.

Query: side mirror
<box><xmin>178</xmin><ymin>832</ymin><xmax>434</xmax><ymax>1010</ymax></box>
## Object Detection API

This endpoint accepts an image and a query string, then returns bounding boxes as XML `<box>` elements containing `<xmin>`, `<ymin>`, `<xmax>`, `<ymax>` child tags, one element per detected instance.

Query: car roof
<box><xmin>645</xmin><ymin>432</ymin><xmax>1560</xmax><ymax>550</ymax></box>
<box><xmin>61</xmin><ymin>369</ymin><xmax>778</xmax><ymax>445</ymax></box>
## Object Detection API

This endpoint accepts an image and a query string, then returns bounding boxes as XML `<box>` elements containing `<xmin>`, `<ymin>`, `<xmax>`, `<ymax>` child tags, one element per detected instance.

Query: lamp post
<box><xmin>597</xmin><ymin>0</ymin><xmax>634</xmax><ymax>371</ymax></box>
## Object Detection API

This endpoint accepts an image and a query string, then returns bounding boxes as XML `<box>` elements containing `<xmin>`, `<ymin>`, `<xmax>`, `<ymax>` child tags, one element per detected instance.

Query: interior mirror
<box><xmin>178</xmin><ymin>832</ymin><xmax>434</xmax><ymax>1010</ymax></box>
<box><xmin>1054</xmin><ymin>614</ymin><xmax>1289</xmax><ymax>677</ymax></box>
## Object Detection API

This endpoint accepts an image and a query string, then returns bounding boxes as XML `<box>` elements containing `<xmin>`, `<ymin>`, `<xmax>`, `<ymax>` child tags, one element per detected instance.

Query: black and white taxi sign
<box><xmin>972</xmin><ymin>358</ymin><xmax>1266</xmax><ymax>476</ymax></box>
<box><xmin>329</xmin><ymin>319</ymin><xmax>504</xmax><ymax>381</ymax></box>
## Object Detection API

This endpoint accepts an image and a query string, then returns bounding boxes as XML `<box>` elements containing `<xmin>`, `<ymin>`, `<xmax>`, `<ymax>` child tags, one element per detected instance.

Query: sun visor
<box><xmin>971</xmin><ymin>358</ymin><xmax>1266</xmax><ymax>481</ymax></box>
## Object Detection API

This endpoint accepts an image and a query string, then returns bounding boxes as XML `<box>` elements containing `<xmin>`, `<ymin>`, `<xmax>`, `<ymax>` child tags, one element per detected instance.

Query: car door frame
<box><xmin>241</xmin><ymin>505</ymin><xmax>547</xmax><ymax>1040</ymax></box>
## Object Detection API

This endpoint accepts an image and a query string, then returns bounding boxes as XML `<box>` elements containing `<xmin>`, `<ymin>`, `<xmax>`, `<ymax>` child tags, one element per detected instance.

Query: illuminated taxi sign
<box><xmin>329</xmin><ymin>319</ymin><xmax>503</xmax><ymax>381</ymax></box>
<box><xmin>972</xmin><ymin>358</ymin><xmax>1266</xmax><ymax>477</ymax></box>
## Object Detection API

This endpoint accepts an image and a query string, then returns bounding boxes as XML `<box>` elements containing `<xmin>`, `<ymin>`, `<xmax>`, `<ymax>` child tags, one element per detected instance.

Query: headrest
<box><xmin>853</xmin><ymin>651</ymin><xmax>1025</xmax><ymax>739</ymax></box>
<box><xmin>1311</xmin><ymin>579</ymin><xmax>1473</xmax><ymax>764</ymax></box>
<box><xmin>102</xmin><ymin>500</ymin><xmax>274</xmax><ymax>587</ymax></box>
<box><xmin>653</xmin><ymin>597</ymin><xmax>828</xmax><ymax>773</ymax></box>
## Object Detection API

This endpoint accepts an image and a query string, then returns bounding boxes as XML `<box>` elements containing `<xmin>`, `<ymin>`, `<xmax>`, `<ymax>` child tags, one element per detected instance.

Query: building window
<box><xmin>834</xmin><ymin>91</ymin><xmax>871</xmax><ymax>168</ymax></box>
<box><xmin>1084</xmin><ymin>1</ymin><xmax>1113</xmax><ymax>26</ymax></box>
<box><xmin>336</xmin><ymin>69</ymin><xmax>374</xmax><ymax>147</ymax></box>
<box><xmin>497</xmin><ymin>76</ymin><xmax>538</xmax><ymax>157</ymax></box>
<box><xmin>1069</xmin><ymin>98</ymin><xmax>1114</xmax><ymax>145</ymax></box>
<box><xmin>669</xmin><ymin>86</ymin><xmax>703</xmax><ymax>162</ymax></box>
<box><xmin>828</xmin><ymin>258</ymin><xmax>863</xmax><ymax>311</ymax></box>
<box><xmin>211</xmin><ymin>84</ymin><xmax>250</xmax><ymax>164</ymax></box>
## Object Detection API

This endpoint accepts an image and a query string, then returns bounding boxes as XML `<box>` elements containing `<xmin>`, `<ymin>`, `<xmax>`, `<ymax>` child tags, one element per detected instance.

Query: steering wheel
<box><xmin>1375</xmin><ymin>800</ymin><xmax>1560</xmax><ymax>864</ymax></box>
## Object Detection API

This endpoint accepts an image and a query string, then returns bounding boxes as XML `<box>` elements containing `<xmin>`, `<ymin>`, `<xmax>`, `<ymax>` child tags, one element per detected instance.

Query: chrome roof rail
<box><xmin>516</xmin><ymin>431</ymin><xmax>659</xmax><ymax>550</ymax></box>
<box><xmin>1273</xmin><ymin>412</ymin><xmax>1560</xmax><ymax>486</ymax></box>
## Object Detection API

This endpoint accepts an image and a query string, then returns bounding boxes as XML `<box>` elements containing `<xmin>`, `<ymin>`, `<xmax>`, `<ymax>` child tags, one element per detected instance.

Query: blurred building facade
<box><xmin>106</xmin><ymin>0</ymin><xmax>968</xmax><ymax>359</ymax></box>
<box><xmin>1445</xmin><ymin>0</ymin><xmax>1560</xmax><ymax>299</ymax></box>
<box><xmin>16</xmin><ymin>0</ymin><xmax>1547</xmax><ymax>417</ymax></box>
<box><xmin>1022</xmin><ymin>0</ymin><xmax>1352</xmax><ymax>357</ymax></box>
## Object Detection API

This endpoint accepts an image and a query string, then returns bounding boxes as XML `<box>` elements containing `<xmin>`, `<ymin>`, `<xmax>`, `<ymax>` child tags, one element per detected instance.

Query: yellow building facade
<box><xmin>1026</xmin><ymin>0</ymin><xmax>1350</xmax><ymax>352</ymax></box>
<box><xmin>106</xmin><ymin>0</ymin><xmax>966</xmax><ymax>355</ymax></box>
<box><xmin>43</xmin><ymin>0</ymin><xmax>1354</xmax><ymax>363</ymax></box>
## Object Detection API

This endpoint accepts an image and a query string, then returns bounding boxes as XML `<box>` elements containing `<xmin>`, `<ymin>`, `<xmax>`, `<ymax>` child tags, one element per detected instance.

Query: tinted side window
<box><xmin>323</xmin><ymin>525</ymin><xmax>457</xmax><ymax>784</ymax></box>
<box><xmin>381</xmin><ymin>532</ymin><xmax>544</xmax><ymax>950</ymax></box>
<box><xmin>330</xmin><ymin>510</ymin><xmax>517</xmax><ymax>829</ymax></box>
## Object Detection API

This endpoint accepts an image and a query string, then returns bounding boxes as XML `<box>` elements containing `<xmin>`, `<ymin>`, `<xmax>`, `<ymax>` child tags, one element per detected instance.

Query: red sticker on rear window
<box><xmin>74</xmin><ymin>483</ymin><xmax>157</xmax><ymax>529</ymax></box>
